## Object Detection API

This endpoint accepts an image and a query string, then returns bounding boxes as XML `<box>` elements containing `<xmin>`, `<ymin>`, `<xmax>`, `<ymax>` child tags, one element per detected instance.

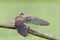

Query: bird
<box><xmin>12</xmin><ymin>12</ymin><xmax>49</xmax><ymax>37</ymax></box>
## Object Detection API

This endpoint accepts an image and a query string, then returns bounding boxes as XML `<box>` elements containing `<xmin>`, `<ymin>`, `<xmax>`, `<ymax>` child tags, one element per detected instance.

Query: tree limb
<box><xmin>0</xmin><ymin>23</ymin><xmax>59</xmax><ymax>40</ymax></box>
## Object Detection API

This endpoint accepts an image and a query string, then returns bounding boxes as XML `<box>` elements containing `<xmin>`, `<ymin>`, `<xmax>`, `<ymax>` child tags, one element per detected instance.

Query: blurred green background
<box><xmin>0</xmin><ymin>0</ymin><xmax>60</xmax><ymax>40</ymax></box>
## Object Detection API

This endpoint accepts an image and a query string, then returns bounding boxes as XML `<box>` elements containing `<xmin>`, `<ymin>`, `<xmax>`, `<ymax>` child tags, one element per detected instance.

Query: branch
<box><xmin>0</xmin><ymin>23</ymin><xmax>59</xmax><ymax>40</ymax></box>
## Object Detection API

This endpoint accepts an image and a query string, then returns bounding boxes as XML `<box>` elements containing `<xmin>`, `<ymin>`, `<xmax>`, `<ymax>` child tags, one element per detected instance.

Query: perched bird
<box><xmin>15</xmin><ymin>12</ymin><xmax>49</xmax><ymax>37</ymax></box>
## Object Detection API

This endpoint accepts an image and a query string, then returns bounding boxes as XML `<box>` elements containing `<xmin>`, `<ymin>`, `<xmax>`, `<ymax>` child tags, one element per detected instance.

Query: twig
<box><xmin>0</xmin><ymin>23</ymin><xmax>59</xmax><ymax>40</ymax></box>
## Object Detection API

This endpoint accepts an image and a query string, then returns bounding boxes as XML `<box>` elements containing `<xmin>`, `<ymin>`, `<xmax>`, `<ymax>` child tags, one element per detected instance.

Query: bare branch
<box><xmin>0</xmin><ymin>23</ymin><xmax>59</xmax><ymax>40</ymax></box>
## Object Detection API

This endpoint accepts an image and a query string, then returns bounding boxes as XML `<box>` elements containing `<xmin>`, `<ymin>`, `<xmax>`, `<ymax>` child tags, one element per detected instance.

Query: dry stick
<box><xmin>0</xmin><ymin>24</ymin><xmax>59</xmax><ymax>40</ymax></box>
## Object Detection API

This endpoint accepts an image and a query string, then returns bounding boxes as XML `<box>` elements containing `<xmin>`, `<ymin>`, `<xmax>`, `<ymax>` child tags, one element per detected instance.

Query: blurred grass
<box><xmin>0</xmin><ymin>0</ymin><xmax>60</xmax><ymax>40</ymax></box>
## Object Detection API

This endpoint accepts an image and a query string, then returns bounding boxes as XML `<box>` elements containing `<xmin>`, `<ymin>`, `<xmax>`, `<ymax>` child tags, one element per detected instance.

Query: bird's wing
<box><xmin>16</xmin><ymin>22</ymin><xmax>28</xmax><ymax>37</ymax></box>
<box><xmin>25</xmin><ymin>16</ymin><xmax>49</xmax><ymax>26</ymax></box>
